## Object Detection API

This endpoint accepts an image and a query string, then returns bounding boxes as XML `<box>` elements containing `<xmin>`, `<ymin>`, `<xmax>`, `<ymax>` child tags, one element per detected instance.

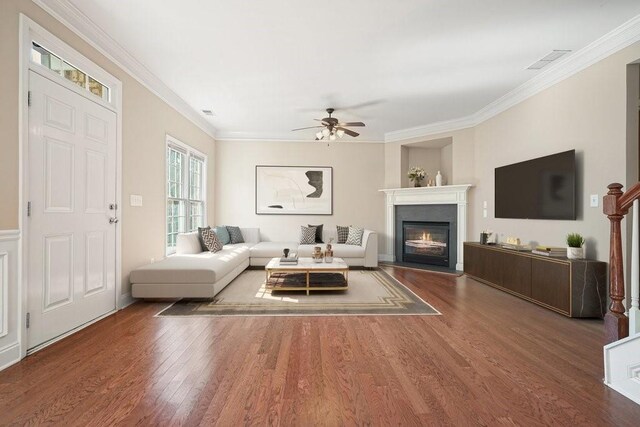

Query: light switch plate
<box><xmin>130</xmin><ymin>194</ymin><xmax>143</xmax><ymax>207</ymax></box>
<box><xmin>590</xmin><ymin>194</ymin><xmax>599</xmax><ymax>208</ymax></box>
<box><xmin>483</xmin><ymin>208</ymin><xmax>488</xmax><ymax>218</ymax></box>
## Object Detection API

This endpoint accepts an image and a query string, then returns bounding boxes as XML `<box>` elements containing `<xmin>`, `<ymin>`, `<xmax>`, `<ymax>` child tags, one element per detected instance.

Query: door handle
<box><xmin>109</xmin><ymin>217</ymin><xmax>119</xmax><ymax>224</ymax></box>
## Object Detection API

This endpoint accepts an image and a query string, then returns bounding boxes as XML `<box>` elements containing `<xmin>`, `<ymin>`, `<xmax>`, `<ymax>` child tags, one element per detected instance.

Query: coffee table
<box><xmin>265</xmin><ymin>257</ymin><xmax>349</xmax><ymax>295</ymax></box>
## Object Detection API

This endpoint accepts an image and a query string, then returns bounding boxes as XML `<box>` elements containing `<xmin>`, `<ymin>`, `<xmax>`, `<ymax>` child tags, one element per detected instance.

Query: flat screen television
<box><xmin>495</xmin><ymin>150</ymin><xmax>576</xmax><ymax>220</ymax></box>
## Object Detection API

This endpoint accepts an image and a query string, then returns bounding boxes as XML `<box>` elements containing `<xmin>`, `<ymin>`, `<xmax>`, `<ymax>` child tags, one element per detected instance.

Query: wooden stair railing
<box><xmin>604</xmin><ymin>182</ymin><xmax>640</xmax><ymax>343</ymax></box>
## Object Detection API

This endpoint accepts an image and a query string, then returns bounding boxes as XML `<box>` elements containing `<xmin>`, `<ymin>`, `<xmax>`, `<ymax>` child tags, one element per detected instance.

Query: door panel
<box><xmin>85</xmin><ymin>231</ymin><xmax>106</xmax><ymax>295</ymax></box>
<box><xmin>44</xmin><ymin>138</ymin><xmax>74</xmax><ymax>212</ymax></box>
<box><xmin>43</xmin><ymin>233</ymin><xmax>74</xmax><ymax>310</ymax></box>
<box><xmin>28</xmin><ymin>71</ymin><xmax>117</xmax><ymax>349</ymax></box>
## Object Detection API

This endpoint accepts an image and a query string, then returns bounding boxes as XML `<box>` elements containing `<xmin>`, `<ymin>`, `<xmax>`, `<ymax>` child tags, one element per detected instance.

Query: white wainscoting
<box><xmin>0</xmin><ymin>230</ymin><xmax>21</xmax><ymax>371</ymax></box>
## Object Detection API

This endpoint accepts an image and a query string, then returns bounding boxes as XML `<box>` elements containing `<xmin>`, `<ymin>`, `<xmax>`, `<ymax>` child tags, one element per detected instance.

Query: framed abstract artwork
<box><xmin>255</xmin><ymin>165</ymin><xmax>333</xmax><ymax>215</ymax></box>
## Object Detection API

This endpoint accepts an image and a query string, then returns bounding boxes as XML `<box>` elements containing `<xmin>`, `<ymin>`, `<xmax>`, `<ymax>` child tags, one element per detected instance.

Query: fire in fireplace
<box><xmin>402</xmin><ymin>221</ymin><xmax>450</xmax><ymax>266</ymax></box>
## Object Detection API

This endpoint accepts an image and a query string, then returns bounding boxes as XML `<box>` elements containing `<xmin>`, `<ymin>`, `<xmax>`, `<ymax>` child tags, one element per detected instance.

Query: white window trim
<box><xmin>165</xmin><ymin>134</ymin><xmax>207</xmax><ymax>255</ymax></box>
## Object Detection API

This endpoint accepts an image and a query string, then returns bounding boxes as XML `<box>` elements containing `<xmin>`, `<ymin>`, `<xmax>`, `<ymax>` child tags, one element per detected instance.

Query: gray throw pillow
<box><xmin>197</xmin><ymin>226</ymin><xmax>212</xmax><ymax>252</ymax></box>
<box><xmin>226</xmin><ymin>226</ymin><xmax>244</xmax><ymax>244</ymax></box>
<box><xmin>308</xmin><ymin>224</ymin><xmax>324</xmax><ymax>243</ymax></box>
<box><xmin>201</xmin><ymin>228</ymin><xmax>223</xmax><ymax>252</ymax></box>
<box><xmin>214</xmin><ymin>226</ymin><xmax>231</xmax><ymax>245</ymax></box>
<box><xmin>345</xmin><ymin>226</ymin><xmax>364</xmax><ymax>246</ymax></box>
<box><xmin>336</xmin><ymin>225</ymin><xmax>350</xmax><ymax>244</ymax></box>
<box><xmin>299</xmin><ymin>226</ymin><xmax>317</xmax><ymax>244</ymax></box>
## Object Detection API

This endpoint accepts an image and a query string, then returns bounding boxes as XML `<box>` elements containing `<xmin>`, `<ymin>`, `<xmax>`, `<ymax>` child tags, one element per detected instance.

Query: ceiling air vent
<box><xmin>201</xmin><ymin>109</ymin><xmax>214</xmax><ymax>116</ymax></box>
<box><xmin>527</xmin><ymin>50</ymin><xmax>571</xmax><ymax>70</ymax></box>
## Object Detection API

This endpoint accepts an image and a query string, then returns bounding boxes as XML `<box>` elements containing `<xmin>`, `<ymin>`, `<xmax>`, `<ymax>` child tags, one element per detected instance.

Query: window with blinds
<box><xmin>166</xmin><ymin>137</ymin><xmax>206</xmax><ymax>255</ymax></box>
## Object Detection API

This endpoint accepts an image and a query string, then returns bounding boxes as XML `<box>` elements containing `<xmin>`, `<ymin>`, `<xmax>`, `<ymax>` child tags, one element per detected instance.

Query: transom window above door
<box><xmin>31</xmin><ymin>42</ymin><xmax>111</xmax><ymax>102</ymax></box>
<box><xmin>166</xmin><ymin>136</ymin><xmax>207</xmax><ymax>255</ymax></box>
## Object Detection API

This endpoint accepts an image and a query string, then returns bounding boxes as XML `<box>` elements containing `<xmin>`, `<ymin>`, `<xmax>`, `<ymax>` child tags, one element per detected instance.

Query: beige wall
<box><xmin>404</xmin><ymin>147</ymin><xmax>442</xmax><ymax>186</ymax></box>
<box><xmin>215</xmin><ymin>140</ymin><xmax>385</xmax><ymax>251</ymax></box>
<box><xmin>383</xmin><ymin>42</ymin><xmax>640</xmax><ymax>262</ymax></box>
<box><xmin>385</xmin><ymin>128</ymin><xmax>476</xmax><ymax>189</ymax></box>
<box><xmin>0</xmin><ymin>1</ymin><xmax>216</xmax><ymax>295</ymax></box>
<box><xmin>440</xmin><ymin>144</ymin><xmax>453</xmax><ymax>186</ymax></box>
<box><xmin>470</xmin><ymin>43</ymin><xmax>640</xmax><ymax>261</ymax></box>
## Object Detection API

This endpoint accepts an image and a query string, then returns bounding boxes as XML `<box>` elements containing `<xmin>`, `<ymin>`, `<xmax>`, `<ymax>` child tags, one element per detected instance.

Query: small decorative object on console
<box><xmin>436</xmin><ymin>171</ymin><xmax>443</xmax><ymax>186</ymax></box>
<box><xmin>532</xmin><ymin>246</ymin><xmax>565</xmax><ymax>257</ymax></box>
<box><xmin>566</xmin><ymin>233</ymin><xmax>585</xmax><ymax>259</ymax></box>
<box><xmin>500</xmin><ymin>236</ymin><xmax>530</xmax><ymax>251</ymax></box>
<box><xmin>480</xmin><ymin>230</ymin><xmax>493</xmax><ymax>245</ymax></box>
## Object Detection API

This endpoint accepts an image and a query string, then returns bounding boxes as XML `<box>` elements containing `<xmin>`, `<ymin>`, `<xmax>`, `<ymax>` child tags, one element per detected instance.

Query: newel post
<box><xmin>603</xmin><ymin>183</ymin><xmax>629</xmax><ymax>344</ymax></box>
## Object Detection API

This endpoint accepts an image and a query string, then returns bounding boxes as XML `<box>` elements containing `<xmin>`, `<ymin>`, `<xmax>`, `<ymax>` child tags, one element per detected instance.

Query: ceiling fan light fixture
<box><xmin>336</xmin><ymin>129</ymin><xmax>345</xmax><ymax>138</ymax></box>
<box><xmin>315</xmin><ymin>131</ymin><xmax>323</xmax><ymax>140</ymax></box>
<box><xmin>329</xmin><ymin>133</ymin><xmax>336</xmax><ymax>141</ymax></box>
<box><xmin>322</xmin><ymin>128</ymin><xmax>330</xmax><ymax>137</ymax></box>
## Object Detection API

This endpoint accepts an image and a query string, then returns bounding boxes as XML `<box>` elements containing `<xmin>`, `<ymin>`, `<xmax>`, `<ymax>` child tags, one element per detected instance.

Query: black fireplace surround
<box><xmin>395</xmin><ymin>204</ymin><xmax>457</xmax><ymax>270</ymax></box>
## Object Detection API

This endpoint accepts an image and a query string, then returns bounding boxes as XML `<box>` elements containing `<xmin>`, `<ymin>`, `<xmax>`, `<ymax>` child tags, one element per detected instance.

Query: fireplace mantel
<box><xmin>379</xmin><ymin>185</ymin><xmax>473</xmax><ymax>270</ymax></box>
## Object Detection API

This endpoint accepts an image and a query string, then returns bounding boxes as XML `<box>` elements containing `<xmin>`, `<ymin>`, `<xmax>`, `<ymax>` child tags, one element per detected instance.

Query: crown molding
<box><xmin>384</xmin><ymin>115</ymin><xmax>477</xmax><ymax>143</ymax></box>
<box><xmin>385</xmin><ymin>13</ymin><xmax>640</xmax><ymax>143</ymax></box>
<box><xmin>32</xmin><ymin>0</ymin><xmax>217</xmax><ymax>139</ymax></box>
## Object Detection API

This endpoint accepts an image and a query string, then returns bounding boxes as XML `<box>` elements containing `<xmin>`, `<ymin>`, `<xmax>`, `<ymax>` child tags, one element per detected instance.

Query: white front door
<box><xmin>27</xmin><ymin>71</ymin><xmax>117</xmax><ymax>350</ymax></box>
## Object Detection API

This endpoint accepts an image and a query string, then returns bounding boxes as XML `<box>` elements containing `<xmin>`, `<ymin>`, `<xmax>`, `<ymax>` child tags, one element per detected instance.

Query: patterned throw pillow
<box><xmin>308</xmin><ymin>224</ymin><xmax>323</xmax><ymax>243</ymax></box>
<box><xmin>197</xmin><ymin>226</ymin><xmax>212</xmax><ymax>252</ymax></box>
<box><xmin>336</xmin><ymin>225</ymin><xmax>350</xmax><ymax>244</ymax></box>
<box><xmin>299</xmin><ymin>226</ymin><xmax>317</xmax><ymax>244</ymax></box>
<box><xmin>226</xmin><ymin>226</ymin><xmax>244</xmax><ymax>244</ymax></box>
<box><xmin>214</xmin><ymin>226</ymin><xmax>231</xmax><ymax>245</ymax></box>
<box><xmin>201</xmin><ymin>228</ymin><xmax>223</xmax><ymax>252</ymax></box>
<box><xmin>345</xmin><ymin>226</ymin><xmax>364</xmax><ymax>246</ymax></box>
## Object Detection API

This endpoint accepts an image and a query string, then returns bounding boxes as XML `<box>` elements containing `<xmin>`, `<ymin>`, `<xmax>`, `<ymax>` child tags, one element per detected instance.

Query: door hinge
<box><xmin>27</xmin><ymin>201</ymin><xmax>31</xmax><ymax>217</ymax></box>
<box><xmin>26</xmin><ymin>312</ymin><xmax>30</xmax><ymax>329</ymax></box>
<box><xmin>28</xmin><ymin>91</ymin><xmax>31</xmax><ymax>107</ymax></box>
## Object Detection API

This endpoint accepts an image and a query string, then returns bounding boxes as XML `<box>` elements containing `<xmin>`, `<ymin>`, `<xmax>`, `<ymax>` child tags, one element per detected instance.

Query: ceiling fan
<box><xmin>292</xmin><ymin>108</ymin><xmax>365</xmax><ymax>141</ymax></box>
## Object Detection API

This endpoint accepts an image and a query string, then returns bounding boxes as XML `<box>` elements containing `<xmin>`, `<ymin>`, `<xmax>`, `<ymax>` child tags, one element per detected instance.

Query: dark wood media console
<box><xmin>463</xmin><ymin>242</ymin><xmax>607</xmax><ymax>318</ymax></box>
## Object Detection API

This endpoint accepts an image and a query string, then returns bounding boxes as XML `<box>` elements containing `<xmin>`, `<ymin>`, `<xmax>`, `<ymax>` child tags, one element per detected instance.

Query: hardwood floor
<box><xmin>1</xmin><ymin>267</ymin><xmax>639</xmax><ymax>425</ymax></box>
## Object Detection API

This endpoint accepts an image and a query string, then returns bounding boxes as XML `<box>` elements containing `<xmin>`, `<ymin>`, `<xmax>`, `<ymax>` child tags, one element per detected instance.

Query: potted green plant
<box><xmin>407</xmin><ymin>166</ymin><xmax>426</xmax><ymax>187</ymax></box>
<box><xmin>566</xmin><ymin>233</ymin><xmax>585</xmax><ymax>259</ymax></box>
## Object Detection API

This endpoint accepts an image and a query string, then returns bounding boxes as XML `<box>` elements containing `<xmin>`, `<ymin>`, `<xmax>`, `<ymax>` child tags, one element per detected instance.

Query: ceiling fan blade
<box><xmin>337</xmin><ymin>127</ymin><xmax>359</xmax><ymax>137</ymax></box>
<box><xmin>292</xmin><ymin>126</ymin><xmax>325</xmax><ymax>131</ymax></box>
<box><xmin>338</xmin><ymin>122</ymin><xmax>365</xmax><ymax>127</ymax></box>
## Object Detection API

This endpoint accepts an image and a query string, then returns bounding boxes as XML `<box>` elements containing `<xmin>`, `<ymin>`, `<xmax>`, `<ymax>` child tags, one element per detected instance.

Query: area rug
<box><xmin>157</xmin><ymin>268</ymin><xmax>440</xmax><ymax>317</ymax></box>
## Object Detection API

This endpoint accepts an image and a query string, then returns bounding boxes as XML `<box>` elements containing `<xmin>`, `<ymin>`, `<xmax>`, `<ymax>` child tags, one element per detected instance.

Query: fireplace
<box><xmin>402</xmin><ymin>221</ymin><xmax>450</xmax><ymax>266</ymax></box>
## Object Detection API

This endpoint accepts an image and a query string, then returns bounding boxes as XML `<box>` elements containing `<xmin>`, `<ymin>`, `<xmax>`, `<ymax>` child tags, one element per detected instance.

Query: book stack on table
<box><xmin>531</xmin><ymin>246</ymin><xmax>565</xmax><ymax>257</ymax></box>
<box><xmin>279</xmin><ymin>253</ymin><xmax>298</xmax><ymax>264</ymax></box>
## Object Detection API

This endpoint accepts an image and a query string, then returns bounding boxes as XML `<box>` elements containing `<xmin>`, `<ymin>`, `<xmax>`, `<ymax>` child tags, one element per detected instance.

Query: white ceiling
<box><xmin>66</xmin><ymin>0</ymin><xmax>640</xmax><ymax>142</ymax></box>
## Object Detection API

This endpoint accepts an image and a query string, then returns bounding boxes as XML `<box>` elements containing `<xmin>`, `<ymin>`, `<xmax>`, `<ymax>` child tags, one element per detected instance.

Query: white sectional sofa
<box><xmin>130</xmin><ymin>227</ymin><xmax>378</xmax><ymax>299</ymax></box>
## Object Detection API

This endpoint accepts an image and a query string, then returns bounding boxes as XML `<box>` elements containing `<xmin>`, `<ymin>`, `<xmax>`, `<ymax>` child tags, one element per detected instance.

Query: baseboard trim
<box><xmin>119</xmin><ymin>292</ymin><xmax>136</xmax><ymax>309</ymax></box>
<box><xmin>0</xmin><ymin>342</ymin><xmax>21</xmax><ymax>371</ymax></box>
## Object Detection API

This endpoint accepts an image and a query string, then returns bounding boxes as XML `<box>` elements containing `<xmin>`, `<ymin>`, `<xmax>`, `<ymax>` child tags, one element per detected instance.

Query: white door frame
<box><xmin>18</xmin><ymin>14</ymin><xmax>123</xmax><ymax>358</ymax></box>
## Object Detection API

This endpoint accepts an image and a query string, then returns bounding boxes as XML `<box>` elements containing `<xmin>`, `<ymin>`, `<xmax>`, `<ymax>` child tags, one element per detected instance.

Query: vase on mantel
<box><xmin>436</xmin><ymin>171</ymin><xmax>443</xmax><ymax>187</ymax></box>
<box><xmin>413</xmin><ymin>180</ymin><xmax>422</xmax><ymax>187</ymax></box>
